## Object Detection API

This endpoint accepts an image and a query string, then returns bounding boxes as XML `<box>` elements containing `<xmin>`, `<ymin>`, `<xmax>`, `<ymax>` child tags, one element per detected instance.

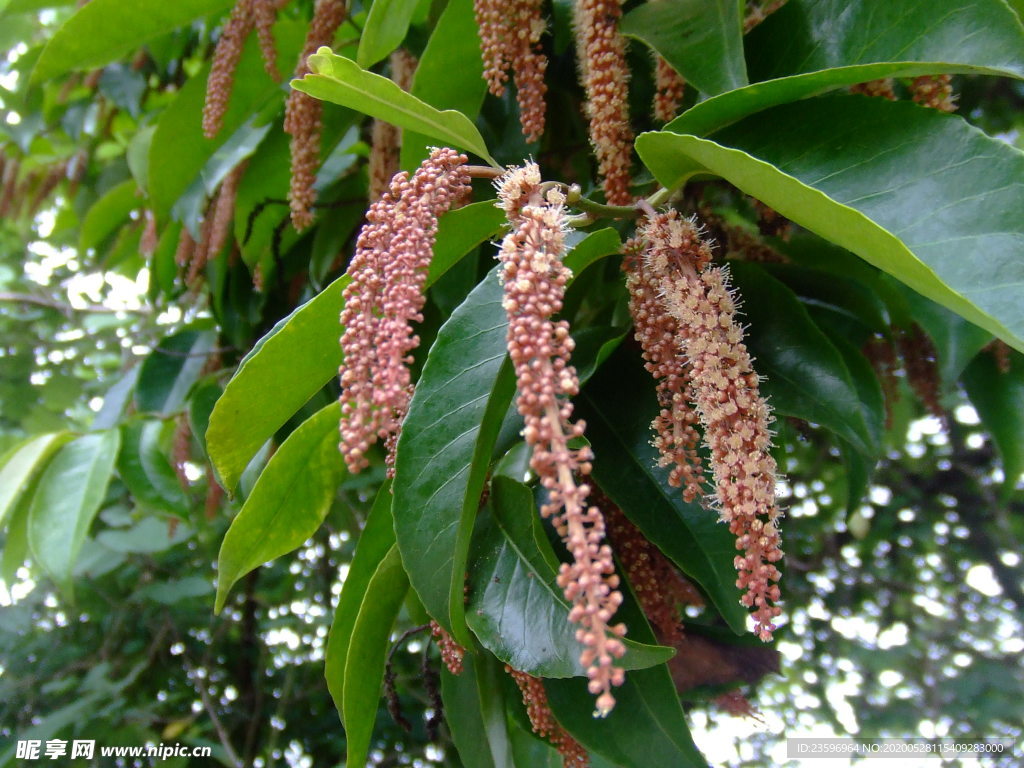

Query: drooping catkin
<box><xmin>572</xmin><ymin>0</ymin><xmax>633</xmax><ymax>205</ymax></box>
<box><xmin>368</xmin><ymin>50</ymin><xmax>418</xmax><ymax>203</ymax></box>
<box><xmin>285</xmin><ymin>0</ymin><xmax>347</xmax><ymax>230</ymax></box>
<box><xmin>638</xmin><ymin>210</ymin><xmax>782</xmax><ymax>641</ymax></box>
<box><xmin>338</xmin><ymin>148</ymin><xmax>470</xmax><ymax>473</ymax></box>
<box><xmin>496</xmin><ymin>165</ymin><xmax>626</xmax><ymax>716</ymax></box>
<box><xmin>507</xmin><ymin>667</ymin><xmax>589</xmax><ymax>768</ymax></box>
<box><xmin>473</xmin><ymin>0</ymin><xmax>548</xmax><ymax>142</ymax></box>
<box><xmin>653</xmin><ymin>55</ymin><xmax>685</xmax><ymax>124</ymax></box>
<box><xmin>0</xmin><ymin>157</ymin><xmax>21</xmax><ymax>219</ymax></box>
<box><xmin>254</xmin><ymin>0</ymin><xmax>282</xmax><ymax>81</ymax></box>
<box><xmin>206</xmin><ymin>162</ymin><xmax>247</xmax><ymax>267</ymax></box>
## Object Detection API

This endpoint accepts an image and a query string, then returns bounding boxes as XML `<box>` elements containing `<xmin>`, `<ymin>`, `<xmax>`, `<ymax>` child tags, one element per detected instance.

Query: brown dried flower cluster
<box><xmin>474</xmin><ymin>0</ymin><xmax>548</xmax><ymax>141</ymax></box>
<box><xmin>203</xmin><ymin>0</ymin><xmax>281</xmax><ymax>139</ymax></box>
<box><xmin>910</xmin><ymin>74</ymin><xmax>956</xmax><ymax>112</ymax></box>
<box><xmin>850</xmin><ymin>78</ymin><xmax>897</xmax><ymax>101</ymax></box>
<box><xmin>496</xmin><ymin>165</ymin><xmax>626</xmax><ymax>715</ymax></box>
<box><xmin>338</xmin><ymin>148</ymin><xmax>470</xmax><ymax>473</ymax></box>
<box><xmin>284</xmin><ymin>0</ymin><xmax>347</xmax><ymax>230</ymax></box>
<box><xmin>988</xmin><ymin>339</ymin><xmax>1012</xmax><ymax>374</ymax></box>
<box><xmin>637</xmin><ymin>210</ymin><xmax>782</xmax><ymax>641</ymax></box>
<box><xmin>653</xmin><ymin>55</ymin><xmax>685</xmax><ymax>124</ymax></box>
<box><xmin>573</xmin><ymin>0</ymin><xmax>633</xmax><ymax>205</ymax></box>
<box><xmin>896</xmin><ymin>323</ymin><xmax>944</xmax><ymax>419</ymax></box>
<box><xmin>506</xmin><ymin>666</ymin><xmax>589</xmax><ymax>767</ymax></box>
<box><xmin>368</xmin><ymin>50</ymin><xmax>418</xmax><ymax>203</ymax></box>
<box><xmin>185</xmin><ymin>163</ymin><xmax>246</xmax><ymax>287</ymax></box>
<box><xmin>863</xmin><ymin>334</ymin><xmax>900</xmax><ymax>429</ymax></box>
<box><xmin>0</xmin><ymin>156</ymin><xmax>19</xmax><ymax>218</ymax></box>
<box><xmin>430</xmin><ymin>620</ymin><xmax>465</xmax><ymax>675</ymax></box>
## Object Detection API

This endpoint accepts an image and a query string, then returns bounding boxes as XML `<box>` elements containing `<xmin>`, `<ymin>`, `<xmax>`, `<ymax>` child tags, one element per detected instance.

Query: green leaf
<box><xmin>31</xmin><ymin>0</ymin><xmax>234</xmax><ymax>82</ymax></box>
<box><xmin>466</xmin><ymin>476</ymin><xmax>675</xmax><ymax>677</ymax></box>
<box><xmin>342</xmin><ymin>544</ymin><xmax>409</xmax><ymax>768</ymax></box>
<box><xmin>208</xmin><ymin>202</ymin><xmax>501</xmax><ymax>492</ymax></box>
<box><xmin>214</xmin><ymin>402</ymin><xmax>344</xmax><ymax>612</ymax></box>
<box><xmin>637</xmin><ymin>95</ymin><xmax>1024</xmax><ymax>352</ymax></box>
<box><xmin>135</xmin><ymin>329</ymin><xmax>217</xmax><ymax>416</ymax></box>
<box><xmin>962</xmin><ymin>351</ymin><xmax>1024</xmax><ymax>497</ymax></box>
<box><xmin>441</xmin><ymin>652</ymin><xmax>524</xmax><ymax>768</ymax></box>
<box><xmin>578</xmin><ymin>346</ymin><xmax>747</xmax><ymax>634</ymax></box>
<box><xmin>400</xmin><ymin>0</ymin><xmax>488</xmax><ymax>170</ymax></box>
<box><xmin>0</xmin><ymin>432</ymin><xmax>73</xmax><ymax>530</ymax></box>
<box><xmin>620</xmin><ymin>0</ymin><xmax>745</xmax><ymax>97</ymax></box>
<box><xmin>668</xmin><ymin>0</ymin><xmax>1024</xmax><ymax>136</ymax></box>
<box><xmin>116</xmin><ymin>420</ymin><xmax>189</xmax><ymax>517</ymax></box>
<box><xmin>356</xmin><ymin>0</ymin><xmax>419</xmax><ymax>68</ymax></box>
<box><xmin>729</xmin><ymin>262</ymin><xmax>878</xmax><ymax>456</ymax></box>
<box><xmin>138</xmin><ymin>575</ymin><xmax>214</xmax><ymax>604</ymax></box>
<box><xmin>148</xmin><ymin>17</ymin><xmax>306</xmax><ymax>218</ymax></box>
<box><xmin>2</xmin><ymin>491</ymin><xmax>33</xmax><ymax>585</ymax></box>
<box><xmin>295</xmin><ymin>49</ymin><xmax>497</xmax><ymax>167</ymax></box>
<box><xmin>78</xmin><ymin>179</ymin><xmax>138</xmax><ymax>252</ymax></box>
<box><xmin>325</xmin><ymin>481</ymin><xmax>395</xmax><ymax>724</ymax></box>
<box><xmin>27</xmin><ymin>430</ymin><xmax>121</xmax><ymax>595</ymax></box>
<box><xmin>393</xmin><ymin>269</ymin><xmax>515</xmax><ymax>645</ymax></box>
<box><xmin>95</xmin><ymin>516</ymin><xmax>192</xmax><ymax>554</ymax></box>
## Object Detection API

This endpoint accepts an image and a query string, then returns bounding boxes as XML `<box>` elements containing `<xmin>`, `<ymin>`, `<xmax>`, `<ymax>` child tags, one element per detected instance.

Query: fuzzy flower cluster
<box><xmin>638</xmin><ymin>211</ymin><xmax>782</xmax><ymax>641</ymax></box>
<box><xmin>368</xmin><ymin>50</ymin><xmax>418</xmax><ymax>203</ymax></box>
<box><xmin>653</xmin><ymin>55</ymin><xmax>685</xmax><ymax>124</ymax></box>
<box><xmin>203</xmin><ymin>0</ymin><xmax>280</xmax><ymax>139</ymax></box>
<box><xmin>910</xmin><ymin>74</ymin><xmax>956</xmax><ymax>112</ymax></box>
<box><xmin>284</xmin><ymin>0</ymin><xmax>347</xmax><ymax>231</ymax></box>
<box><xmin>430</xmin><ymin>620</ymin><xmax>466</xmax><ymax>676</ymax></box>
<box><xmin>338</xmin><ymin>148</ymin><xmax>470</xmax><ymax>473</ymax></box>
<box><xmin>507</xmin><ymin>666</ymin><xmax>589</xmax><ymax>767</ymax></box>
<box><xmin>474</xmin><ymin>0</ymin><xmax>548</xmax><ymax>142</ymax></box>
<box><xmin>573</xmin><ymin>0</ymin><xmax>633</xmax><ymax>205</ymax></box>
<box><xmin>896</xmin><ymin>323</ymin><xmax>944</xmax><ymax>420</ymax></box>
<box><xmin>623</xmin><ymin>239</ymin><xmax>705</xmax><ymax>502</ymax></box>
<box><xmin>497</xmin><ymin>165</ymin><xmax>626</xmax><ymax>715</ymax></box>
<box><xmin>850</xmin><ymin>78</ymin><xmax>897</xmax><ymax>101</ymax></box>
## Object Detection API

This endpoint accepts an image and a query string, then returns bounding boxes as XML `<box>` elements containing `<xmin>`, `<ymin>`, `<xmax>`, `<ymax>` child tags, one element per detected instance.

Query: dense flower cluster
<box><xmin>637</xmin><ymin>211</ymin><xmax>782</xmax><ymax>641</ymax></box>
<box><xmin>496</xmin><ymin>165</ymin><xmax>626</xmax><ymax>715</ymax></box>
<box><xmin>897</xmin><ymin>323</ymin><xmax>944</xmax><ymax>419</ymax></box>
<box><xmin>284</xmin><ymin>0</ymin><xmax>347</xmax><ymax>230</ymax></box>
<box><xmin>911</xmin><ymin>74</ymin><xmax>956</xmax><ymax>112</ymax></box>
<box><xmin>573</xmin><ymin>0</ymin><xmax>633</xmax><ymax>205</ymax></box>
<box><xmin>368</xmin><ymin>50</ymin><xmax>417</xmax><ymax>203</ymax></box>
<box><xmin>863</xmin><ymin>334</ymin><xmax>900</xmax><ymax>429</ymax></box>
<box><xmin>624</xmin><ymin>239</ymin><xmax>705</xmax><ymax>502</ymax></box>
<box><xmin>653</xmin><ymin>55</ymin><xmax>685</xmax><ymax>124</ymax></box>
<box><xmin>203</xmin><ymin>0</ymin><xmax>281</xmax><ymax>139</ymax></box>
<box><xmin>338</xmin><ymin>148</ymin><xmax>470</xmax><ymax>473</ymax></box>
<box><xmin>507</xmin><ymin>666</ymin><xmax>589</xmax><ymax>767</ymax></box>
<box><xmin>429</xmin><ymin>621</ymin><xmax>465</xmax><ymax>675</ymax></box>
<box><xmin>473</xmin><ymin>0</ymin><xmax>548</xmax><ymax>141</ymax></box>
<box><xmin>850</xmin><ymin>78</ymin><xmax>897</xmax><ymax>101</ymax></box>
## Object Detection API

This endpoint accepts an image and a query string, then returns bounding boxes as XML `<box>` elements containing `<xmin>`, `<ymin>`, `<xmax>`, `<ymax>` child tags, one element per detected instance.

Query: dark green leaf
<box><xmin>638</xmin><ymin>95</ymin><xmax>1024</xmax><ymax>352</ymax></box>
<box><xmin>466</xmin><ymin>476</ymin><xmax>675</xmax><ymax>677</ymax></box>
<box><xmin>441</xmin><ymin>652</ymin><xmax>502</xmax><ymax>768</ymax></box>
<box><xmin>215</xmin><ymin>402</ymin><xmax>344</xmax><ymax>612</ymax></box>
<box><xmin>342</xmin><ymin>544</ymin><xmax>409</xmax><ymax>768</ymax></box>
<box><xmin>620</xmin><ymin>0</ymin><xmax>746</xmax><ymax>97</ymax></box>
<box><xmin>135</xmin><ymin>329</ymin><xmax>217</xmax><ymax>416</ymax></box>
<box><xmin>116</xmin><ymin>420</ymin><xmax>189</xmax><ymax>517</ymax></box>
<box><xmin>295</xmin><ymin>50</ymin><xmax>497</xmax><ymax>166</ymax></box>
<box><xmin>31</xmin><ymin>0</ymin><xmax>234</xmax><ymax>82</ymax></box>
<box><xmin>356</xmin><ymin>0</ymin><xmax>419</xmax><ymax>68</ymax></box>
<box><xmin>78</xmin><ymin>179</ymin><xmax>137</xmax><ymax>252</ymax></box>
<box><xmin>27</xmin><ymin>430</ymin><xmax>121</xmax><ymax>595</ymax></box>
<box><xmin>962</xmin><ymin>352</ymin><xmax>1024</xmax><ymax>498</ymax></box>
<box><xmin>138</xmin><ymin>575</ymin><xmax>214</xmax><ymax>604</ymax></box>
<box><xmin>400</xmin><ymin>0</ymin><xmax>490</xmax><ymax>170</ymax></box>
<box><xmin>325</xmin><ymin>481</ymin><xmax>394</xmax><ymax>724</ymax></box>
<box><xmin>668</xmin><ymin>0</ymin><xmax>1024</xmax><ymax>136</ymax></box>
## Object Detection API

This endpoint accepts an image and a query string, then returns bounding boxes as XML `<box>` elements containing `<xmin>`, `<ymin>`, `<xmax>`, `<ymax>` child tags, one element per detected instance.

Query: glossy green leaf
<box><xmin>116</xmin><ymin>420</ymin><xmax>189</xmax><ymax>517</ymax></box>
<box><xmin>295</xmin><ymin>49</ymin><xmax>497</xmax><ymax>166</ymax></box>
<box><xmin>135</xmin><ymin>329</ymin><xmax>217</xmax><ymax>416</ymax></box>
<box><xmin>27</xmin><ymin>430</ymin><xmax>121</xmax><ymax>595</ymax></box>
<box><xmin>356</xmin><ymin>0</ymin><xmax>419</xmax><ymax>68</ymax></box>
<box><xmin>78</xmin><ymin>179</ymin><xmax>138</xmax><ymax>252</ymax></box>
<box><xmin>208</xmin><ymin>202</ymin><xmax>501</xmax><ymax>492</ymax></box>
<box><xmin>215</xmin><ymin>402</ymin><xmax>344</xmax><ymax>612</ymax></box>
<box><xmin>32</xmin><ymin>0</ymin><xmax>234</xmax><ymax>82</ymax></box>
<box><xmin>342</xmin><ymin>544</ymin><xmax>409</xmax><ymax>768</ymax></box>
<box><xmin>148</xmin><ymin>17</ymin><xmax>306</xmax><ymax>217</ymax></box>
<box><xmin>400</xmin><ymin>0</ymin><xmax>488</xmax><ymax>170</ymax></box>
<box><xmin>962</xmin><ymin>351</ymin><xmax>1024</xmax><ymax>497</ymax></box>
<box><xmin>441</xmin><ymin>652</ymin><xmax>503</xmax><ymax>768</ymax></box>
<box><xmin>729</xmin><ymin>262</ymin><xmax>878</xmax><ymax>456</ymax></box>
<box><xmin>668</xmin><ymin>0</ymin><xmax>1024</xmax><ymax>136</ymax></box>
<box><xmin>620</xmin><ymin>0</ymin><xmax>745</xmax><ymax>97</ymax></box>
<box><xmin>393</xmin><ymin>269</ymin><xmax>515</xmax><ymax>645</ymax></box>
<box><xmin>0</xmin><ymin>432</ymin><xmax>72</xmax><ymax>530</ymax></box>
<box><xmin>638</xmin><ymin>96</ymin><xmax>1024</xmax><ymax>353</ymax></box>
<box><xmin>578</xmin><ymin>346</ymin><xmax>747</xmax><ymax>634</ymax></box>
<box><xmin>466</xmin><ymin>476</ymin><xmax>675</xmax><ymax>677</ymax></box>
<box><xmin>325</xmin><ymin>481</ymin><xmax>395</xmax><ymax>724</ymax></box>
